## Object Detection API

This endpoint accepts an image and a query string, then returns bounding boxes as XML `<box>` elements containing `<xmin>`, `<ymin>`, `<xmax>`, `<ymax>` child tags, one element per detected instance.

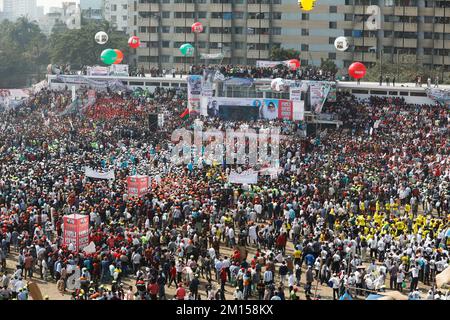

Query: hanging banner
<box><xmin>187</xmin><ymin>75</ymin><xmax>202</xmax><ymax>114</ymax></box>
<box><xmin>290</xmin><ymin>86</ymin><xmax>303</xmax><ymax>102</ymax></box>
<box><xmin>87</xmin><ymin>66</ymin><xmax>109</xmax><ymax>76</ymax></box>
<box><xmin>84</xmin><ymin>167</ymin><xmax>115</xmax><ymax>180</ymax></box>
<box><xmin>199</xmin><ymin>52</ymin><xmax>224</xmax><ymax>60</ymax></box>
<box><xmin>293</xmin><ymin>101</ymin><xmax>305</xmax><ymax>121</ymax></box>
<box><xmin>63</xmin><ymin>214</ymin><xmax>89</xmax><ymax>252</ymax></box>
<box><xmin>223</xmin><ymin>77</ymin><xmax>254</xmax><ymax>88</ymax></box>
<box><xmin>228</xmin><ymin>170</ymin><xmax>258</xmax><ymax>184</ymax></box>
<box><xmin>256</xmin><ymin>60</ymin><xmax>284</xmax><ymax>68</ymax></box>
<box><xmin>201</xmin><ymin>70</ymin><xmax>214</xmax><ymax>97</ymax></box>
<box><xmin>109</xmin><ymin>64</ymin><xmax>129</xmax><ymax>76</ymax></box>
<box><xmin>256</xmin><ymin>60</ymin><xmax>299</xmax><ymax>69</ymax></box>
<box><xmin>201</xmin><ymin>97</ymin><xmax>296</xmax><ymax>121</ymax></box>
<box><xmin>315</xmin><ymin>83</ymin><xmax>332</xmax><ymax>114</ymax></box>
<box><xmin>127</xmin><ymin>175</ymin><xmax>150</xmax><ymax>198</ymax></box>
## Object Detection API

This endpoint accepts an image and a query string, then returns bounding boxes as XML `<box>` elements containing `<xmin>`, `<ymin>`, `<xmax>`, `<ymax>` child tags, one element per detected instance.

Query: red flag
<box><xmin>180</xmin><ymin>108</ymin><xmax>190</xmax><ymax>120</ymax></box>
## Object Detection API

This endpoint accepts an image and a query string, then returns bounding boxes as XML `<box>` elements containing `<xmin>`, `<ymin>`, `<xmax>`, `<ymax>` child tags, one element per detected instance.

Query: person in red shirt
<box><xmin>176</xmin><ymin>283</ymin><xmax>186</xmax><ymax>300</ymax></box>
<box><xmin>147</xmin><ymin>281</ymin><xmax>159</xmax><ymax>300</ymax></box>
<box><xmin>168</xmin><ymin>264</ymin><xmax>177</xmax><ymax>288</ymax></box>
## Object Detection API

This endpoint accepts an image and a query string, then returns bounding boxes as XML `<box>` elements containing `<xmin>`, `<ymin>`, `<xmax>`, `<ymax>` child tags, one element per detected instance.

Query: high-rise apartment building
<box><xmin>104</xmin><ymin>0</ymin><xmax>132</xmax><ymax>33</ymax></box>
<box><xmin>2</xmin><ymin>0</ymin><xmax>41</xmax><ymax>22</ymax></box>
<box><xmin>131</xmin><ymin>0</ymin><xmax>449</xmax><ymax>77</ymax></box>
<box><xmin>80</xmin><ymin>0</ymin><xmax>104</xmax><ymax>22</ymax></box>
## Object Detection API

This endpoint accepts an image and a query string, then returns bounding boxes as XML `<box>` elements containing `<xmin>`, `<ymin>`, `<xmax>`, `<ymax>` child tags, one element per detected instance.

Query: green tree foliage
<box><xmin>270</xmin><ymin>47</ymin><xmax>301</xmax><ymax>61</ymax></box>
<box><xmin>320</xmin><ymin>58</ymin><xmax>338</xmax><ymax>74</ymax></box>
<box><xmin>0</xmin><ymin>17</ymin><xmax>49</xmax><ymax>87</ymax></box>
<box><xmin>364</xmin><ymin>54</ymin><xmax>449</xmax><ymax>84</ymax></box>
<box><xmin>48</xmin><ymin>21</ymin><xmax>130</xmax><ymax>68</ymax></box>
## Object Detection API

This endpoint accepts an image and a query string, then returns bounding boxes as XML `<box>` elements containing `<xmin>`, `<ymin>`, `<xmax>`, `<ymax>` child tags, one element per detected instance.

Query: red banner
<box><xmin>63</xmin><ymin>214</ymin><xmax>89</xmax><ymax>252</ymax></box>
<box><xmin>278</xmin><ymin>99</ymin><xmax>293</xmax><ymax>120</ymax></box>
<box><xmin>127</xmin><ymin>175</ymin><xmax>150</xmax><ymax>198</ymax></box>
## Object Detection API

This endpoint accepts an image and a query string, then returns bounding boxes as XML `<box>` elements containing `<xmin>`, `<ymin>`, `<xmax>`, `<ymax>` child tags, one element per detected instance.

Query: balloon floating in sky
<box><xmin>298</xmin><ymin>0</ymin><xmax>316</xmax><ymax>11</ymax></box>
<box><xmin>286</xmin><ymin>59</ymin><xmax>300</xmax><ymax>71</ymax></box>
<box><xmin>271</xmin><ymin>78</ymin><xmax>285</xmax><ymax>92</ymax></box>
<box><xmin>348</xmin><ymin>62</ymin><xmax>367</xmax><ymax>79</ymax></box>
<box><xmin>94</xmin><ymin>31</ymin><xmax>108</xmax><ymax>45</ymax></box>
<box><xmin>191</xmin><ymin>22</ymin><xmax>204</xmax><ymax>33</ymax></box>
<box><xmin>113</xmin><ymin>49</ymin><xmax>123</xmax><ymax>64</ymax></box>
<box><xmin>128</xmin><ymin>36</ymin><xmax>141</xmax><ymax>49</ymax></box>
<box><xmin>334</xmin><ymin>36</ymin><xmax>349</xmax><ymax>51</ymax></box>
<box><xmin>100</xmin><ymin>48</ymin><xmax>118</xmax><ymax>65</ymax></box>
<box><xmin>179</xmin><ymin>43</ymin><xmax>195</xmax><ymax>57</ymax></box>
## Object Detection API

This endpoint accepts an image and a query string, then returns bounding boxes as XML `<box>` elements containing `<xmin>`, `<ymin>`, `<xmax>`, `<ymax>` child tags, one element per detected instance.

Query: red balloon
<box><xmin>113</xmin><ymin>49</ymin><xmax>123</xmax><ymax>64</ymax></box>
<box><xmin>191</xmin><ymin>22</ymin><xmax>203</xmax><ymax>33</ymax></box>
<box><xmin>286</xmin><ymin>59</ymin><xmax>300</xmax><ymax>71</ymax></box>
<box><xmin>128</xmin><ymin>36</ymin><xmax>140</xmax><ymax>49</ymax></box>
<box><xmin>348</xmin><ymin>62</ymin><xmax>366</xmax><ymax>79</ymax></box>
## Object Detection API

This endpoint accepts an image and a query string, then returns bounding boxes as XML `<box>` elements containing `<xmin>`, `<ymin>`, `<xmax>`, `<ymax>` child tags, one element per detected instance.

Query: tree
<box><xmin>50</xmin><ymin>20</ymin><xmax>69</xmax><ymax>35</ymax></box>
<box><xmin>48</xmin><ymin>20</ymin><xmax>130</xmax><ymax>69</ymax></box>
<box><xmin>320</xmin><ymin>59</ymin><xmax>338</xmax><ymax>74</ymax></box>
<box><xmin>0</xmin><ymin>17</ymin><xmax>49</xmax><ymax>87</ymax></box>
<box><xmin>270</xmin><ymin>47</ymin><xmax>301</xmax><ymax>61</ymax></box>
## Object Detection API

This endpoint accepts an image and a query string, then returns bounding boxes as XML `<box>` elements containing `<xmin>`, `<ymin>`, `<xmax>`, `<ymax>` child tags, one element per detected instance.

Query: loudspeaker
<box><xmin>149</xmin><ymin>113</ymin><xmax>158</xmax><ymax>131</ymax></box>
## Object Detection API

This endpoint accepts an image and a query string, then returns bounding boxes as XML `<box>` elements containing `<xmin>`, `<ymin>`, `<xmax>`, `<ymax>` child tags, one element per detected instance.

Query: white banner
<box><xmin>256</xmin><ymin>60</ymin><xmax>283</xmax><ymax>68</ymax></box>
<box><xmin>290</xmin><ymin>86</ymin><xmax>302</xmax><ymax>102</ymax></box>
<box><xmin>292</xmin><ymin>101</ymin><xmax>305</xmax><ymax>121</ymax></box>
<box><xmin>200</xmin><ymin>52</ymin><xmax>224</xmax><ymax>59</ymax></box>
<box><xmin>109</xmin><ymin>64</ymin><xmax>129</xmax><ymax>76</ymax></box>
<box><xmin>187</xmin><ymin>75</ymin><xmax>202</xmax><ymax>114</ymax></box>
<box><xmin>85</xmin><ymin>167</ymin><xmax>115</xmax><ymax>180</ymax></box>
<box><xmin>228</xmin><ymin>170</ymin><xmax>258</xmax><ymax>184</ymax></box>
<box><xmin>87</xmin><ymin>66</ymin><xmax>109</xmax><ymax>76</ymax></box>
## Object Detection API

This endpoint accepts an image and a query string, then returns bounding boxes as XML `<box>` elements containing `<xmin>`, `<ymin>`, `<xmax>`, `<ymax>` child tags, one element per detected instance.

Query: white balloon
<box><xmin>334</xmin><ymin>36</ymin><xmax>349</xmax><ymax>51</ymax></box>
<box><xmin>94</xmin><ymin>31</ymin><xmax>108</xmax><ymax>45</ymax></box>
<box><xmin>271</xmin><ymin>78</ymin><xmax>285</xmax><ymax>92</ymax></box>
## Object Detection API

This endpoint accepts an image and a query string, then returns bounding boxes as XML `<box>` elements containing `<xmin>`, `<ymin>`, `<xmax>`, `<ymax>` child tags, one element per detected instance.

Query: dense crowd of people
<box><xmin>0</xmin><ymin>79</ymin><xmax>448</xmax><ymax>301</ymax></box>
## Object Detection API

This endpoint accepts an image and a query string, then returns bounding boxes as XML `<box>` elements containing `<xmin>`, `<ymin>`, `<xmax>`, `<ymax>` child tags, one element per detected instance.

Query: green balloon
<box><xmin>179</xmin><ymin>43</ymin><xmax>194</xmax><ymax>57</ymax></box>
<box><xmin>101</xmin><ymin>49</ymin><xmax>118</xmax><ymax>65</ymax></box>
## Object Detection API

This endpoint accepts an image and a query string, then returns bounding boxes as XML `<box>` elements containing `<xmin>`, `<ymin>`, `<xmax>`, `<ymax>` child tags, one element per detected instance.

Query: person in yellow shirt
<box><xmin>404</xmin><ymin>203</ymin><xmax>411</xmax><ymax>214</ymax></box>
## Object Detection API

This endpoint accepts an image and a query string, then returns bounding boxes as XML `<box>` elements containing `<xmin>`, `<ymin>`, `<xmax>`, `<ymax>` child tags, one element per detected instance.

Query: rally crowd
<box><xmin>0</xmin><ymin>80</ymin><xmax>449</xmax><ymax>301</ymax></box>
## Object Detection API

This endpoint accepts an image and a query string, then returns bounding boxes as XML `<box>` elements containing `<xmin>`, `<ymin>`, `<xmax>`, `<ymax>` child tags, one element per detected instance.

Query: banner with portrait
<box><xmin>187</xmin><ymin>75</ymin><xmax>202</xmax><ymax>114</ymax></box>
<box><xmin>200</xmin><ymin>97</ymin><xmax>304</xmax><ymax>121</ymax></box>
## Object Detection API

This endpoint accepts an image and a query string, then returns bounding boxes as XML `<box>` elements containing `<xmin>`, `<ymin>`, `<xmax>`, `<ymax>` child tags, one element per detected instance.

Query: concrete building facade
<box><xmin>129</xmin><ymin>0</ymin><xmax>449</xmax><ymax>76</ymax></box>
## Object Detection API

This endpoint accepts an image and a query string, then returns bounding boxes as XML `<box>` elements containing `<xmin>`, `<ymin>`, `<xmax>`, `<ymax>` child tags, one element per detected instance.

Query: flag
<box><xmin>180</xmin><ymin>107</ymin><xmax>190</xmax><ymax>120</ymax></box>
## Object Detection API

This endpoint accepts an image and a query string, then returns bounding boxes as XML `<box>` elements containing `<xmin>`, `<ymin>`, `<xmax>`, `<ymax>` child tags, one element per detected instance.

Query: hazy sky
<box><xmin>1</xmin><ymin>0</ymin><xmax>80</xmax><ymax>13</ymax></box>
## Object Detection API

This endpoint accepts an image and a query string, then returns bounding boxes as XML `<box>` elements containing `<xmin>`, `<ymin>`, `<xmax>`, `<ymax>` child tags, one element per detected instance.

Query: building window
<box><xmin>301</xmin><ymin>44</ymin><xmax>309</xmax><ymax>51</ymax></box>
<box><xmin>344</xmin><ymin>29</ymin><xmax>352</xmax><ymax>37</ymax></box>
<box><xmin>162</xmin><ymin>11</ymin><xmax>170</xmax><ymax>18</ymax></box>
<box><xmin>234</xmin><ymin>42</ymin><xmax>244</xmax><ymax>49</ymax></box>
<box><xmin>111</xmin><ymin>15</ymin><xmax>117</xmax><ymax>22</ymax></box>
<box><xmin>111</xmin><ymin>4</ymin><xmax>117</xmax><ymax>11</ymax></box>
<box><xmin>198</xmin><ymin>12</ymin><xmax>207</xmax><ymax>19</ymax></box>
<box><xmin>162</xmin><ymin>41</ymin><xmax>170</xmax><ymax>48</ymax></box>
<box><xmin>329</xmin><ymin>37</ymin><xmax>335</xmax><ymax>44</ymax></box>
<box><xmin>301</xmin><ymin>29</ymin><xmax>309</xmax><ymax>36</ymax></box>
<box><xmin>301</xmin><ymin>13</ymin><xmax>309</xmax><ymax>20</ymax></box>
<box><xmin>271</xmin><ymin>28</ymin><xmax>281</xmax><ymax>35</ymax></box>
<box><xmin>345</xmin><ymin>0</ymin><xmax>353</xmax><ymax>4</ymax></box>
<box><xmin>328</xmin><ymin>52</ymin><xmax>336</xmax><ymax>60</ymax></box>
<box><xmin>344</xmin><ymin>14</ymin><xmax>353</xmax><ymax>21</ymax></box>
<box><xmin>329</xmin><ymin>21</ymin><xmax>337</xmax><ymax>29</ymax></box>
<box><xmin>122</xmin><ymin>4</ymin><xmax>127</xmax><ymax>9</ymax></box>
<box><xmin>329</xmin><ymin>6</ymin><xmax>337</xmax><ymax>13</ymax></box>
<box><xmin>123</xmin><ymin>16</ymin><xmax>127</xmax><ymax>21</ymax></box>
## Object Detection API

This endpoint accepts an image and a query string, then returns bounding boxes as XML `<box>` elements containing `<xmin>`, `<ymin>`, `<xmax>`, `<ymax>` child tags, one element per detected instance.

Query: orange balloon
<box><xmin>113</xmin><ymin>49</ymin><xmax>123</xmax><ymax>64</ymax></box>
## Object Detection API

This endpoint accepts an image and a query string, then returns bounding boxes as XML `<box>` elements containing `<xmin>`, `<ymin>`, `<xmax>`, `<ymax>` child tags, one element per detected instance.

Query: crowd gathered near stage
<box><xmin>0</xmin><ymin>79</ymin><xmax>449</xmax><ymax>301</ymax></box>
